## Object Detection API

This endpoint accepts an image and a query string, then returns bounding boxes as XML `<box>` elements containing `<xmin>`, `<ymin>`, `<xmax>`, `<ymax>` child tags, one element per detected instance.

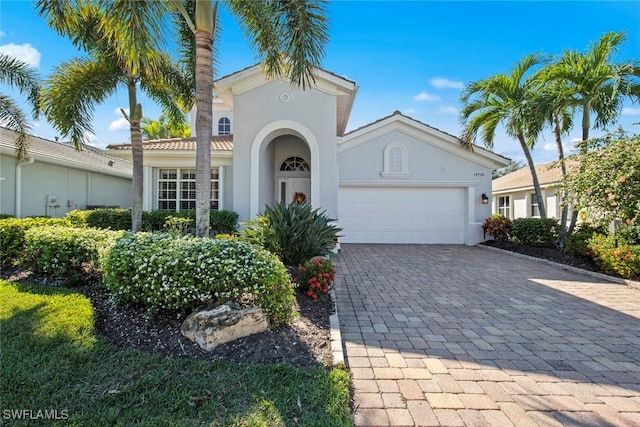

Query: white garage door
<box><xmin>338</xmin><ymin>187</ymin><xmax>465</xmax><ymax>244</ymax></box>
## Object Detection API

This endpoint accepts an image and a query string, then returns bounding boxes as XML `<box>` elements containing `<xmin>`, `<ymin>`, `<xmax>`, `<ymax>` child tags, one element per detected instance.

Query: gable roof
<box><xmin>340</xmin><ymin>110</ymin><xmax>511</xmax><ymax>169</ymax></box>
<box><xmin>0</xmin><ymin>127</ymin><xmax>132</xmax><ymax>178</ymax></box>
<box><xmin>106</xmin><ymin>135</ymin><xmax>233</xmax><ymax>152</ymax></box>
<box><xmin>492</xmin><ymin>160</ymin><xmax>572</xmax><ymax>193</ymax></box>
<box><xmin>214</xmin><ymin>63</ymin><xmax>358</xmax><ymax>136</ymax></box>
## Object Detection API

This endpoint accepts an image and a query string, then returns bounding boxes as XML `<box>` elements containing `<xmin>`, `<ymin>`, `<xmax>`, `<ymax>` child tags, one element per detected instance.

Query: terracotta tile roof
<box><xmin>492</xmin><ymin>160</ymin><xmax>577</xmax><ymax>192</ymax></box>
<box><xmin>107</xmin><ymin>135</ymin><xmax>233</xmax><ymax>151</ymax></box>
<box><xmin>0</xmin><ymin>126</ymin><xmax>132</xmax><ymax>176</ymax></box>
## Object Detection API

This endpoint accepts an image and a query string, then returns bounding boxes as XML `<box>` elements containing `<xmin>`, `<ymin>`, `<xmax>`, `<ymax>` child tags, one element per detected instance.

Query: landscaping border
<box><xmin>329</xmin><ymin>289</ymin><xmax>345</xmax><ymax>366</ymax></box>
<box><xmin>477</xmin><ymin>244</ymin><xmax>640</xmax><ymax>289</ymax></box>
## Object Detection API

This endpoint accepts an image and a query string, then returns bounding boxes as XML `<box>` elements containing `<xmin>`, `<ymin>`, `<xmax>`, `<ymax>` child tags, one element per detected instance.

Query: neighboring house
<box><xmin>0</xmin><ymin>127</ymin><xmax>132</xmax><ymax>218</ymax></box>
<box><xmin>492</xmin><ymin>161</ymin><xmax>565</xmax><ymax>220</ymax></box>
<box><xmin>108</xmin><ymin>64</ymin><xmax>509</xmax><ymax>245</ymax></box>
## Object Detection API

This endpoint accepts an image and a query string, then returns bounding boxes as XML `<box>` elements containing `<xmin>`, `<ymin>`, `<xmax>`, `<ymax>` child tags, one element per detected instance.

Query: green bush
<box><xmin>0</xmin><ymin>214</ymin><xmax>14</xmax><ymax>219</ymax></box>
<box><xmin>241</xmin><ymin>202</ymin><xmax>341</xmax><ymax>267</ymax></box>
<box><xmin>210</xmin><ymin>210</ymin><xmax>239</xmax><ymax>235</ymax></box>
<box><xmin>587</xmin><ymin>234</ymin><xmax>640</xmax><ymax>279</ymax></box>
<box><xmin>22</xmin><ymin>226</ymin><xmax>125</xmax><ymax>285</ymax></box>
<box><xmin>66</xmin><ymin>208</ymin><xmax>131</xmax><ymax>230</ymax></box>
<box><xmin>0</xmin><ymin>217</ymin><xmax>70</xmax><ymax>267</ymax></box>
<box><xmin>615</xmin><ymin>224</ymin><xmax>640</xmax><ymax>246</ymax></box>
<box><xmin>102</xmin><ymin>233</ymin><xmax>295</xmax><ymax>325</ymax></box>
<box><xmin>481</xmin><ymin>214</ymin><xmax>512</xmax><ymax>241</ymax></box>
<box><xmin>565</xmin><ymin>224</ymin><xmax>605</xmax><ymax>257</ymax></box>
<box><xmin>512</xmin><ymin>218</ymin><xmax>560</xmax><ymax>247</ymax></box>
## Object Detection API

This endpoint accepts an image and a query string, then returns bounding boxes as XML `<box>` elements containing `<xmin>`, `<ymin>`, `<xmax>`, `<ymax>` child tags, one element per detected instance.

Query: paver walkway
<box><xmin>334</xmin><ymin>244</ymin><xmax>640</xmax><ymax>426</ymax></box>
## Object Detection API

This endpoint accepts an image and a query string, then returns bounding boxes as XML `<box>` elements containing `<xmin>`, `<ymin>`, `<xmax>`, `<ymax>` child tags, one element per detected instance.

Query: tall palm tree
<box><xmin>0</xmin><ymin>53</ymin><xmax>41</xmax><ymax>159</ymax></box>
<box><xmin>37</xmin><ymin>0</ymin><xmax>190</xmax><ymax>231</ymax></box>
<box><xmin>541</xmin><ymin>31</ymin><xmax>640</xmax><ymax>233</ymax></box>
<box><xmin>174</xmin><ymin>0</ymin><xmax>329</xmax><ymax>237</ymax></box>
<box><xmin>461</xmin><ymin>54</ymin><xmax>548</xmax><ymax>219</ymax></box>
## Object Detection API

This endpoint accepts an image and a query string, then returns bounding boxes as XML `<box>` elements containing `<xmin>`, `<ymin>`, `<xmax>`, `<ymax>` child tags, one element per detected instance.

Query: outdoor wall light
<box><xmin>481</xmin><ymin>193</ymin><xmax>489</xmax><ymax>204</ymax></box>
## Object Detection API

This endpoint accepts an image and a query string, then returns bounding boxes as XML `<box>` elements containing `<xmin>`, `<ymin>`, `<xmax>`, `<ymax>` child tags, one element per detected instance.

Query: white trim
<box><xmin>339</xmin><ymin>179</ymin><xmax>479</xmax><ymax>188</ymax></box>
<box><xmin>250</xmin><ymin>120</ymin><xmax>319</xmax><ymax>217</ymax></box>
<box><xmin>218</xmin><ymin>166</ymin><xmax>224</xmax><ymax>210</ymax></box>
<box><xmin>381</xmin><ymin>142</ymin><xmax>410</xmax><ymax>178</ymax></box>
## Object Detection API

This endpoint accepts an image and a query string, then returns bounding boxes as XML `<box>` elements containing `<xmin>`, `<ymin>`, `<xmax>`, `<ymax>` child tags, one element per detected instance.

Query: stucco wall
<box><xmin>232</xmin><ymin>79</ymin><xmax>338</xmax><ymax>220</ymax></box>
<box><xmin>0</xmin><ymin>154</ymin><xmax>16</xmax><ymax>215</ymax></box>
<box><xmin>2</xmin><ymin>158</ymin><xmax>131</xmax><ymax>218</ymax></box>
<box><xmin>496</xmin><ymin>188</ymin><xmax>561</xmax><ymax>220</ymax></box>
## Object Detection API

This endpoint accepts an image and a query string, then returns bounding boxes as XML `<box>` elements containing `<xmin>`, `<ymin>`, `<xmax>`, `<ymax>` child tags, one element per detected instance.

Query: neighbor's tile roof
<box><xmin>0</xmin><ymin>126</ymin><xmax>132</xmax><ymax>176</ymax></box>
<box><xmin>107</xmin><ymin>135</ymin><xmax>233</xmax><ymax>151</ymax></box>
<box><xmin>493</xmin><ymin>160</ymin><xmax>575</xmax><ymax>192</ymax></box>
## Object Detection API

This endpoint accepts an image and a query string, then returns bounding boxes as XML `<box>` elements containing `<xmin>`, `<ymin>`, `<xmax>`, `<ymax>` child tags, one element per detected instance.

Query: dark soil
<box><xmin>481</xmin><ymin>240</ymin><xmax>601</xmax><ymax>273</ymax></box>
<box><xmin>1</xmin><ymin>268</ymin><xmax>333</xmax><ymax>368</ymax></box>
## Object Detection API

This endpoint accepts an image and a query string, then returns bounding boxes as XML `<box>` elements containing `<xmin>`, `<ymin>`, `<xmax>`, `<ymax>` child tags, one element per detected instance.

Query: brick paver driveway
<box><xmin>334</xmin><ymin>244</ymin><xmax>640</xmax><ymax>426</ymax></box>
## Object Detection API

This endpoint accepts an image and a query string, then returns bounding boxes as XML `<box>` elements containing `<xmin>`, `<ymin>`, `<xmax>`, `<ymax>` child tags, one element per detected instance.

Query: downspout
<box><xmin>15</xmin><ymin>157</ymin><xmax>35</xmax><ymax>218</ymax></box>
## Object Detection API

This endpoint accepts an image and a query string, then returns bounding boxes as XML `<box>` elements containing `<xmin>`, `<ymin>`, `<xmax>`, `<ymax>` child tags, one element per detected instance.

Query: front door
<box><xmin>279</xmin><ymin>178</ymin><xmax>311</xmax><ymax>204</ymax></box>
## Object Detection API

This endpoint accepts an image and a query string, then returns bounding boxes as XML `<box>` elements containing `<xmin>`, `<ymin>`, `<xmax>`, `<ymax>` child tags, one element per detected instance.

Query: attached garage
<box><xmin>338</xmin><ymin>186</ymin><xmax>466</xmax><ymax>244</ymax></box>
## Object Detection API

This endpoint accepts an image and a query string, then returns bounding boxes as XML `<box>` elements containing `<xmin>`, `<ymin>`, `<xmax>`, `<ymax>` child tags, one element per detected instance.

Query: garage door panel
<box><xmin>339</xmin><ymin>187</ymin><xmax>465</xmax><ymax>244</ymax></box>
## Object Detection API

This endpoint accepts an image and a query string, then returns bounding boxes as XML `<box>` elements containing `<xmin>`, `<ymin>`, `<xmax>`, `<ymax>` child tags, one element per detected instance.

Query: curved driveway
<box><xmin>334</xmin><ymin>244</ymin><xmax>640</xmax><ymax>426</ymax></box>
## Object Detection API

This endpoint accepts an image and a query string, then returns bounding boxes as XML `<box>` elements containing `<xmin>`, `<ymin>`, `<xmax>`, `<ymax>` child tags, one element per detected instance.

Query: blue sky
<box><xmin>1</xmin><ymin>0</ymin><xmax>639</xmax><ymax>164</ymax></box>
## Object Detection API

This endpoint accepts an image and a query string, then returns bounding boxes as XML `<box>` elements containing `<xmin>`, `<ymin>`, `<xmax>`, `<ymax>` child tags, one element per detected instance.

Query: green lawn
<box><xmin>0</xmin><ymin>280</ymin><xmax>352</xmax><ymax>426</ymax></box>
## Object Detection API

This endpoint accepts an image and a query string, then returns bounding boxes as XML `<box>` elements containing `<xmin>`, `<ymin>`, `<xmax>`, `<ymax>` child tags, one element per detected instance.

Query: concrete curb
<box><xmin>477</xmin><ymin>244</ymin><xmax>640</xmax><ymax>289</ymax></box>
<box><xmin>328</xmin><ymin>288</ymin><xmax>345</xmax><ymax>366</ymax></box>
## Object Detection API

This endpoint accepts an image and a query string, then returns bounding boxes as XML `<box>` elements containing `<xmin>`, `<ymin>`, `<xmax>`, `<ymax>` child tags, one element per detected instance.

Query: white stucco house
<box><xmin>107</xmin><ymin>64</ymin><xmax>510</xmax><ymax>245</ymax></box>
<box><xmin>0</xmin><ymin>127</ymin><xmax>132</xmax><ymax>218</ymax></box>
<box><xmin>492</xmin><ymin>161</ymin><xmax>565</xmax><ymax>221</ymax></box>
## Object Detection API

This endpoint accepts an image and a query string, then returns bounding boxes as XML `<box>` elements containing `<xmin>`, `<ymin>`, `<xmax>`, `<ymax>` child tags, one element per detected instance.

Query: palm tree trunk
<box><xmin>128</xmin><ymin>78</ymin><xmax>143</xmax><ymax>232</ymax></box>
<box><xmin>568</xmin><ymin>109</ymin><xmax>591</xmax><ymax>236</ymax></box>
<box><xmin>194</xmin><ymin>28</ymin><xmax>213</xmax><ymax>237</ymax></box>
<box><xmin>518</xmin><ymin>134</ymin><xmax>547</xmax><ymax>219</ymax></box>
<box><xmin>553</xmin><ymin>114</ymin><xmax>569</xmax><ymax>246</ymax></box>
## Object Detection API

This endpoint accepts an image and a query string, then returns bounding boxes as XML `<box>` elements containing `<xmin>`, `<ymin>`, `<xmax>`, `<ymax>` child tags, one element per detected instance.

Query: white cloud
<box><xmin>430</xmin><ymin>77</ymin><xmax>464</xmax><ymax>90</ymax></box>
<box><xmin>543</xmin><ymin>142</ymin><xmax>556</xmax><ymax>152</ymax></box>
<box><xmin>108</xmin><ymin>118</ymin><xmax>129</xmax><ymax>131</ymax></box>
<box><xmin>412</xmin><ymin>92</ymin><xmax>440</xmax><ymax>102</ymax></box>
<box><xmin>0</xmin><ymin>43</ymin><xmax>41</xmax><ymax>68</ymax></box>
<box><xmin>437</xmin><ymin>106</ymin><xmax>458</xmax><ymax>114</ymax></box>
<box><xmin>571</xmin><ymin>137</ymin><xmax>582</xmax><ymax>143</ymax></box>
<box><xmin>403</xmin><ymin>108</ymin><xmax>419</xmax><ymax>115</ymax></box>
<box><xmin>622</xmin><ymin>107</ymin><xmax>640</xmax><ymax>115</ymax></box>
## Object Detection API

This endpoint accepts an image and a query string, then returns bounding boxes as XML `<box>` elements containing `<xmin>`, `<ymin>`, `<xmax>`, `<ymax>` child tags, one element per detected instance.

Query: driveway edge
<box><xmin>329</xmin><ymin>288</ymin><xmax>345</xmax><ymax>366</ymax></box>
<box><xmin>477</xmin><ymin>244</ymin><xmax>640</xmax><ymax>289</ymax></box>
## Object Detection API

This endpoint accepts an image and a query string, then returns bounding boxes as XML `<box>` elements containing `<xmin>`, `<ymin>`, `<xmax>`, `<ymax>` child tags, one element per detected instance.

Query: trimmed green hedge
<box><xmin>512</xmin><ymin>218</ymin><xmax>560</xmax><ymax>247</ymax></box>
<box><xmin>23</xmin><ymin>226</ymin><xmax>125</xmax><ymax>285</ymax></box>
<box><xmin>102</xmin><ymin>233</ymin><xmax>295</xmax><ymax>325</ymax></box>
<box><xmin>0</xmin><ymin>217</ymin><xmax>70</xmax><ymax>267</ymax></box>
<box><xmin>67</xmin><ymin>208</ymin><xmax>131</xmax><ymax>230</ymax></box>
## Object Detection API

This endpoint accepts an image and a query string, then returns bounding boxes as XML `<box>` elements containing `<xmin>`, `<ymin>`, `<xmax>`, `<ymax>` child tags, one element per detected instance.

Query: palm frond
<box><xmin>0</xmin><ymin>95</ymin><xmax>31</xmax><ymax>158</ymax></box>
<box><xmin>0</xmin><ymin>53</ymin><xmax>41</xmax><ymax>118</ymax></box>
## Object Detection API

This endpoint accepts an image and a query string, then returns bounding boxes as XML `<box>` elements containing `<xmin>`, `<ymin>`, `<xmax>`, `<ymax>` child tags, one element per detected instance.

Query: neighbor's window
<box><xmin>530</xmin><ymin>193</ymin><xmax>540</xmax><ymax>217</ymax></box>
<box><xmin>218</xmin><ymin>117</ymin><xmax>231</xmax><ymax>135</ymax></box>
<box><xmin>498</xmin><ymin>196</ymin><xmax>510</xmax><ymax>218</ymax></box>
<box><xmin>158</xmin><ymin>168</ymin><xmax>219</xmax><ymax>211</ymax></box>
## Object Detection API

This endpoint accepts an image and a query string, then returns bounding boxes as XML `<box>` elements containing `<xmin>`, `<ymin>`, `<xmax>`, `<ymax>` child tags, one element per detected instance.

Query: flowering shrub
<box><xmin>512</xmin><ymin>218</ymin><xmax>560</xmax><ymax>247</ymax></box>
<box><xmin>295</xmin><ymin>257</ymin><xmax>335</xmax><ymax>300</ymax></box>
<box><xmin>481</xmin><ymin>214</ymin><xmax>512</xmax><ymax>241</ymax></box>
<box><xmin>22</xmin><ymin>226</ymin><xmax>125</xmax><ymax>285</ymax></box>
<box><xmin>102</xmin><ymin>233</ymin><xmax>295</xmax><ymax>325</ymax></box>
<box><xmin>587</xmin><ymin>234</ymin><xmax>640</xmax><ymax>279</ymax></box>
<box><xmin>0</xmin><ymin>217</ymin><xmax>70</xmax><ymax>267</ymax></box>
<box><xmin>565</xmin><ymin>225</ymin><xmax>605</xmax><ymax>257</ymax></box>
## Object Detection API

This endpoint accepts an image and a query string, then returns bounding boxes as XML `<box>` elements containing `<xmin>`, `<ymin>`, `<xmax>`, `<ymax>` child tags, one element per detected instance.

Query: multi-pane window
<box><xmin>218</xmin><ymin>117</ymin><xmax>231</xmax><ymax>135</ymax></box>
<box><xmin>389</xmin><ymin>147</ymin><xmax>403</xmax><ymax>173</ymax></box>
<box><xmin>158</xmin><ymin>168</ymin><xmax>219</xmax><ymax>211</ymax></box>
<box><xmin>530</xmin><ymin>193</ymin><xmax>540</xmax><ymax>217</ymax></box>
<box><xmin>498</xmin><ymin>196</ymin><xmax>510</xmax><ymax>218</ymax></box>
<box><xmin>280</xmin><ymin>156</ymin><xmax>310</xmax><ymax>171</ymax></box>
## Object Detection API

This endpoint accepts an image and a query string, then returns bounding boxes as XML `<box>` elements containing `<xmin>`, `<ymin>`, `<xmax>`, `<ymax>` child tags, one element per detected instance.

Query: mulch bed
<box><xmin>481</xmin><ymin>240</ymin><xmax>601</xmax><ymax>273</ymax></box>
<box><xmin>1</xmin><ymin>268</ymin><xmax>333</xmax><ymax>368</ymax></box>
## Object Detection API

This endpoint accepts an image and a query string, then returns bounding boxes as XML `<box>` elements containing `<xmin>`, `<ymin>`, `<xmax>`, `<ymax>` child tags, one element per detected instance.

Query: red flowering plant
<box><xmin>294</xmin><ymin>257</ymin><xmax>335</xmax><ymax>299</ymax></box>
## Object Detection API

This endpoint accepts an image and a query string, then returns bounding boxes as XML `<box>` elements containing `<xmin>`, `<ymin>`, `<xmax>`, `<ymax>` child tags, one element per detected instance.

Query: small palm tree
<box><xmin>38</xmin><ymin>0</ymin><xmax>190</xmax><ymax>231</ymax></box>
<box><xmin>0</xmin><ymin>53</ymin><xmax>41</xmax><ymax>159</ymax></box>
<box><xmin>142</xmin><ymin>113</ymin><xmax>191</xmax><ymax>140</ymax></box>
<box><xmin>461</xmin><ymin>54</ymin><xmax>548</xmax><ymax>219</ymax></box>
<box><xmin>174</xmin><ymin>0</ymin><xmax>329</xmax><ymax>237</ymax></box>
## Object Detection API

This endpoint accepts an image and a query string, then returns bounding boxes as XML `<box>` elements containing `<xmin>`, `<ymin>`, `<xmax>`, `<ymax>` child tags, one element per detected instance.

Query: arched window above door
<box><xmin>280</xmin><ymin>156</ymin><xmax>310</xmax><ymax>172</ymax></box>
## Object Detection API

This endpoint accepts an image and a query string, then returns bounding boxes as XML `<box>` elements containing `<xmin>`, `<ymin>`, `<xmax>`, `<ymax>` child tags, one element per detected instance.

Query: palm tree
<box><xmin>174</xmin><ymin>0</ymin><xmax>329</xmax><ymax>237</ymax></box>
<box><xmin>37</xmin><ymin>0</ymin><xmax>190</xmax><ymax>231</ymax></box>
<box><xmin>541</xmin><ymin>31</ymin><xmax>640</xmax><ymax>233</ymax></box>
<box><xmin>0</xmin><ymin>53</ymin><xmax>41</xmax><ymax>159</ymax></box>
<box><xmin>461</xmin><ymin>54</ymin><xmax>548</xmax><ymax>219</ymax></box>
<box><xmin>142</xmin><ymin>113</ymin><xmax>191</xmax><ymax>140</ymax></box>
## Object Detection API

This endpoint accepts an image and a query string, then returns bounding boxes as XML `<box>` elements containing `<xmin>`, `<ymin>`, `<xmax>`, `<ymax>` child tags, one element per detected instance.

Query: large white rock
<box><xmin>180</xmin><ymin>302</ymin><xmax>268</xmax><ymax>351</ymax></box>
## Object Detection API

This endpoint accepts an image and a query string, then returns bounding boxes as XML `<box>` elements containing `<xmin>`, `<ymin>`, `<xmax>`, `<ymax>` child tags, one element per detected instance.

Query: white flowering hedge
<box><xmin>102</xmin><ymin>233</ymin><xmax>296</xmax><ymax>325</ymax></box>
<box><xmin>23</xmin><ymin>226</ymin><xmax>125</xmax><ymax>285</ymax></box>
